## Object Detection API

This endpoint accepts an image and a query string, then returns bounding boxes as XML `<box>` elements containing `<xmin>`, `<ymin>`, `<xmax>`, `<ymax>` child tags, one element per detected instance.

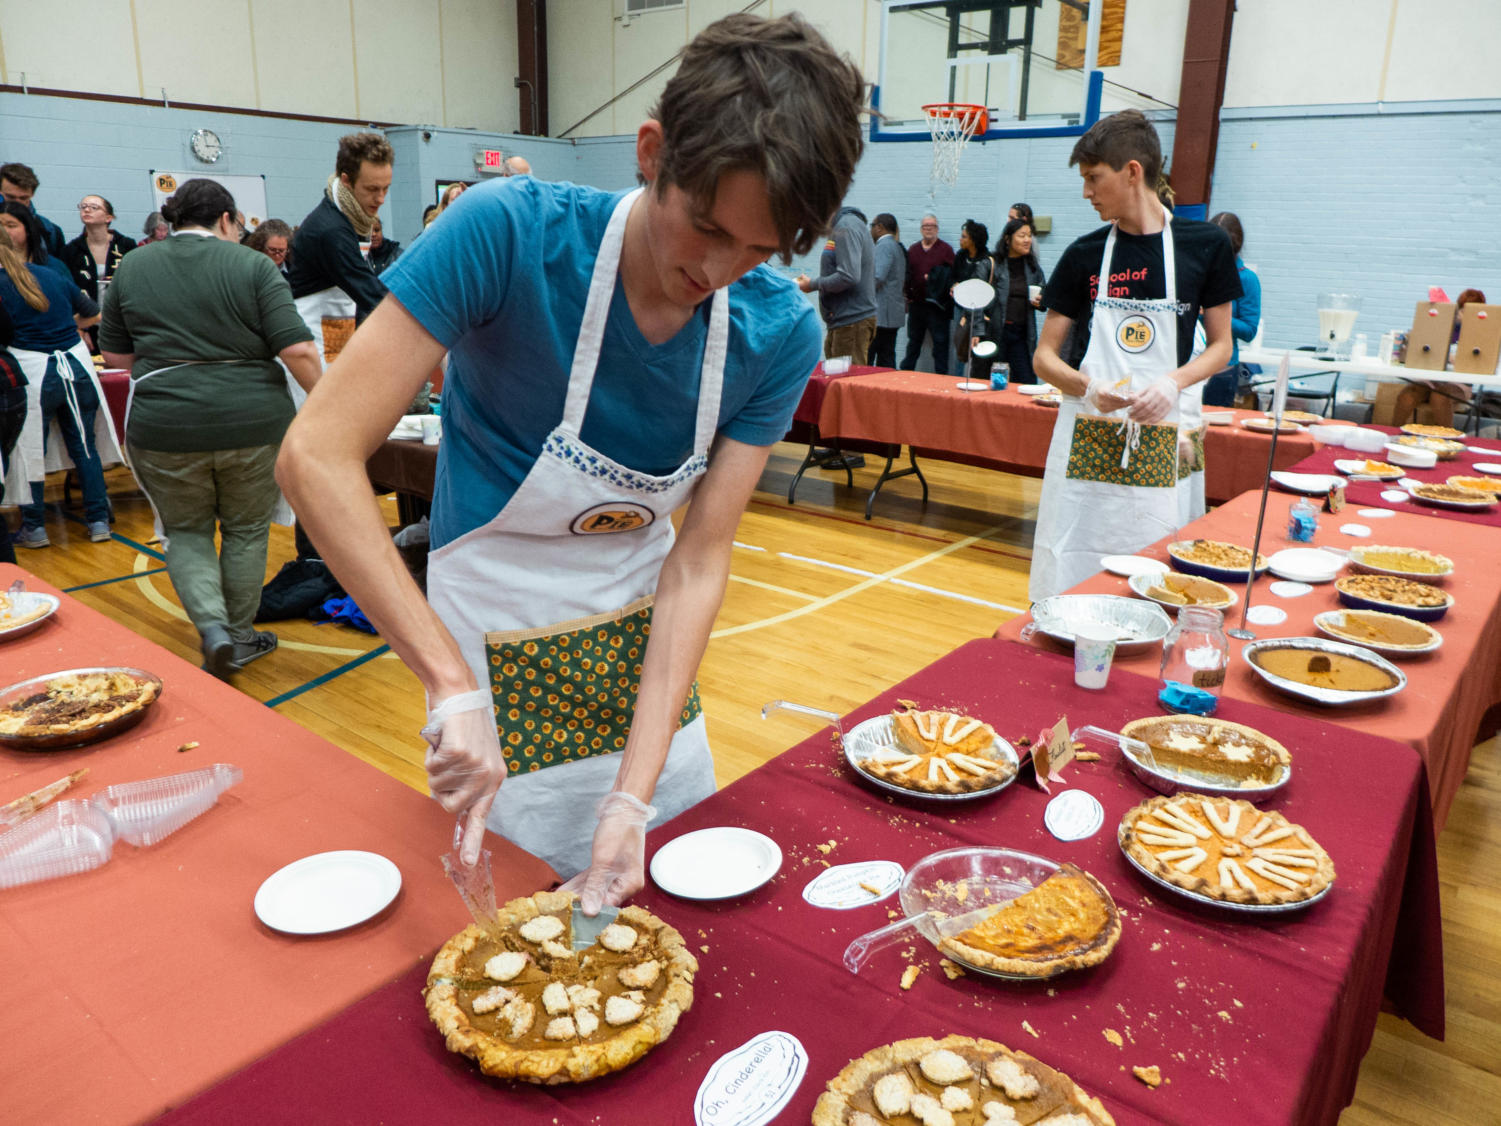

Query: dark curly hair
<box><xmin>161</xmin><ymin>179</ymin><xmax>237</xmax><ymax>231</ymax></box>
<box><xmin>647</xmin><ymin>12</ymin><xmax>866</xmax><ymax>262</ymax></box>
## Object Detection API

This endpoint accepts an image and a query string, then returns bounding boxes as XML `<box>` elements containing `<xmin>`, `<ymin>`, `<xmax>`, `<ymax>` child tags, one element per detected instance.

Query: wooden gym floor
<box><xmin>10</xmin><ymin>444</ymin><xmax>1498</xmax><ymax>1124</ymax></box>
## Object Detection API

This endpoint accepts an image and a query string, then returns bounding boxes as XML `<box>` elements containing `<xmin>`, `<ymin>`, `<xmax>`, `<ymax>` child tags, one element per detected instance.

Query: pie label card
<box><xmin>695</xmin><ymin>1031</ymin><xmax>808</xmax><ymax>1126</ymax></box>
<box><xmin>802</xmin><ymin>861</ymin><xmax>903</xmax><ymax>910</ymax></box>
<box><xmin>1191</xmin><ymin>666</ymin><xmax>1226</xmax><ymax>689</ymax></box>
<box><xmin>1044</xmin><ymin>789</ymin><xmax>1104</xmax><ymax>841</ymax></box>
<box><xmin>1032</xmin><ymin>716</ymin><xmax>1073</xmax><ymax>792</ymax></box>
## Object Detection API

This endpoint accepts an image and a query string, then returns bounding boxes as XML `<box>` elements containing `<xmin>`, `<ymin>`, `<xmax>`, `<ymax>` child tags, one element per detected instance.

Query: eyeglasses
<box><xmin>264</xmin><ymin>246</ymin><xmax>287</xmax><ymax>259</ymax></box>
<box><xmin>78</xmin><ymin>202</ymin><xmax>107</xmax><ymax>214</ymax></box>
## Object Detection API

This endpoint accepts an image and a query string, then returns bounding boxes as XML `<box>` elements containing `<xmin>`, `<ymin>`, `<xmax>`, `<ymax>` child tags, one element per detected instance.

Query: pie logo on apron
<box><xmin>1116</xmin><ymin>317</ymin><xmax>1155</xmax><ymax>354</ymax></box>
<box><xmin>570</xmin><ymin>502</ymin><xmax>656</xmax><ymax>535</ymax></box>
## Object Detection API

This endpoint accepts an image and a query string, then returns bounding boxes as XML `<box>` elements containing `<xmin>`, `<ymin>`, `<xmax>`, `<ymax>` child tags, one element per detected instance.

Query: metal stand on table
<box><xmin>1229</xmin><ymin>353</ymin><xmax>1291</xmax><ymax>641</ymax></box>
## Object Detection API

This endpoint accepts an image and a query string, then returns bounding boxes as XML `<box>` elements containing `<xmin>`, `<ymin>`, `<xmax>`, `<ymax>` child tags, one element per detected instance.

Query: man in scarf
<box><xmin>285</xmin><ymin>133</ymin><xmax>392</xmax><ymax>377</ymax></box>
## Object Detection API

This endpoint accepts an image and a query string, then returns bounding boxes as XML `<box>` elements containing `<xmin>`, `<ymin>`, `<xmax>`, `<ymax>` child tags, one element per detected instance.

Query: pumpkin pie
<box><xmin>1142</xmin><ymin>572</ymin><xmax>1234</xmax><ymax>608</ymax></box>
<box><xmin>1317</xmin><ymin>609</ymin><xmax>1440</xmax><ymax>652</ymax></box>
<box><xmin>1121</xmin><ymin>715</ymin><xmax>1289</xmax><ymax>788</ymax></box>
<box><xmin>424</xmin><ymin>890</ymin><xmax>696</xmax><ymax>1084</ymax></box>
<box><xmin>936</xmin><ymin>863</ymin><xmax>1121</xmax><ymax>977</ymax></box>
<box><xmin>860</xmin><ymin>709</ymin><xmax>1016</xmax><ymax>794</ymax></box>
<box><xmin>1120</xmin><ymin>794</ymin><xmax>1335</xmax><ymax>906</ymax></box>
<box><xmin>0</xmin><ymin>670</ymin><xmax>160</xmax><ymax>737</ymax></box>
<box><xmin>812</xmin><ymin>1035</ymin><xmax>1114</xmax><ymax>1126</ymax></box>
<box><xmin>1400</xmin><ymin>423</ymin><xmax>1465</xmax><ymax>439</ymax></box>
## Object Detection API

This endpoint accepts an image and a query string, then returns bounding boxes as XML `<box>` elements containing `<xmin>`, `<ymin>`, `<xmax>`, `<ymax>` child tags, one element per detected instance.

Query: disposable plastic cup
<box><xmin>1028</xmin><ymin>284</ymin><xmax>1042</xmax><ymax>303</ymax></box>
<box><xmin>420</xmin><ymin>415</ymin><xmax>441</xmax><ymax>446</ymax></box>
<box><xmin>1073</xmin><ymin>625</ymin><xmax>1117</xmax><ymax>690</ymax></box>
<box><xmin>94</xmin><ymin>763</ymin><xmax>244</xmax><ymax>847</ymax></box>
<box><xmin>0</xmin><ymin>799</ymin><xmax>116</xmax><ymax>888</ymax></box>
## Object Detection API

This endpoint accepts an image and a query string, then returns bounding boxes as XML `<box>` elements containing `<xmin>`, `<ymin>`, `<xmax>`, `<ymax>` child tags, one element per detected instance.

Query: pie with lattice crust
<box><xmin>1120</xmin><ymin>794</ymin><xmax>1335</xmax><ymax>906</ymax></box>
<box><xmin>0</xmin><ymin>671</ymin><xmax>159</xmax><ymax>737</ymax></box>
<box><xmin>859</xmin><ymin>709</ymin><xmax>1016</xmax><ymax>794</ymax></box>
<box><xmin>812</xmin><ymin>1034</ymin><xmax>1114</xmax><ymax>1126</ymax></box>
<box><xmin>936</xmin><ymin>863</ymin><xmax>1121</xmax><ymax>977</ymax></box>
<box><xmin>424</xmin><ymin>890</ymin><xmax>696</xmax><ymax>1084</ymax></box>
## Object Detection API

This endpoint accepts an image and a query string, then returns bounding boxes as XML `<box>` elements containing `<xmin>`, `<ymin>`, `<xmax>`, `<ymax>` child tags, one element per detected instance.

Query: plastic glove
<box><xmin>421</xmin><ymin>689</ymin><xmax>505</xmax><ymax>866</ymax></box>
<box><xmin>1177</xmin><ymin>433</ymin><xmax>1199</xmax><ymax>471</ymax></box>
<box><xmin>1084</xmin><ymin>376</ymin><xmax>1132</xmax><ymax>415</ymax></box>
<box><xmin>559</xmin><ymin>791</ymin><xmax>658</xmax><ymax>916</ymax></box>
<box><xmin>1129</xmin><ymin>375</ymin><xmax>1180</xmax><ymax>424</ymax></box>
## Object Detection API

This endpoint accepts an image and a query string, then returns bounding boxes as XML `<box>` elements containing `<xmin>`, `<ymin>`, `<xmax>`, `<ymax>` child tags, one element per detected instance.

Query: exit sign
<box><xmin>481</xmin><ymin>150</ymin><xmax>504</xmax><ymax>169</ymax></box>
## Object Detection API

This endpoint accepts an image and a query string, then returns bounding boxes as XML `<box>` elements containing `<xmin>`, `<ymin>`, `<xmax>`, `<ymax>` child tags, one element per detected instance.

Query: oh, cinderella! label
<box><xmin>801</xmin><ymin>860</ymin><xmax>904</xmax><ymax>910</ymax></box>
<box><xmin>694</xmin><ymin>1031</ymin><xmax>807</xmax><ymax>1126</ymax></box>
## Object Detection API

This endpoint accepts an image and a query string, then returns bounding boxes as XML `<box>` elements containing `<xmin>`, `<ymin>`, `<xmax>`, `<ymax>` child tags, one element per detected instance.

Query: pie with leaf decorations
<box><xmin>860</xmin><ymin>709</ymin><xmax>1016</xmax><ymax>794</ymax></box>
<box><xmin>424</xmin><ymin>890</ymin><xmax>695</xmax><ymax>1084</ymax></box>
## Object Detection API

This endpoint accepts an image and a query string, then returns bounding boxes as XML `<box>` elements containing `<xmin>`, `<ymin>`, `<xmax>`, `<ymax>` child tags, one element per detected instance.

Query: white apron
<box><xmin>289</xmin><ymin>287</ymin><xmax>357</xmax><ymax>409</ymax></box>
<box><xmin>425</xmin><ymin>187</ymin><xmax>722</xmax><ymax>878</ymax></box>
<box><xmin>1029</xmin><ymin>212</ymin><xmax>1183</xmax><ymax>603</ymax></box>
<box><xmin>1177</xmin><ymin>373</ymin><xmax>1206</xmax><ymax>525</ymax></box>
<box><xmin>1</xmin><ymin>341</ymin><xmax>125</xmax><ymax>506</ymax></box>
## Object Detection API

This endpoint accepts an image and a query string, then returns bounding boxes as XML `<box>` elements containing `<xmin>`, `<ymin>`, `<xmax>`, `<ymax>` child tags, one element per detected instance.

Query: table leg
<box><xmin>864</xmin><ymin>447</ymin><xmax>927</xmax><ymax>520</ymax></box>
<box><xmin>787</xmin><ymin>425</ymin><xmax>856</xmax><ymax>504</ymax></box>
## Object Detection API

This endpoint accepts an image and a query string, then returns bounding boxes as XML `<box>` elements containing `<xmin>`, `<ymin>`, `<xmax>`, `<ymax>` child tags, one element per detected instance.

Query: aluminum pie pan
<box><xmin>1107</xmin><ymin>730</ymin><xmax>1290</xmax><ymax>799</ymax></box>
<box><xmin>1116</xmin><ymin>820</ymin><xmax>1332</xmax><ymax>915</ymax></box>
<box><xmin>1027</xmin><ymin>594</ymin><xmax>1171</xmax><ymax>654</ymax></box>
<box><xmin>0</xmin><ymin>593</ymin><xmax>61</xmax><ymax>642</ymax></box>
<box><xmin>843</xmin><ymin>714</ymin><xmax>1019</xmax><ymax>803</ymax></box>
<box><xmin>0</xmin><ymin>666</ymin><xmax>164</xmax><ymax>751</ymax></box>
<box><xmin>1241</xmin><ymin>637</ymin><xmax>1405</xmax><ymax>707</ymax></box>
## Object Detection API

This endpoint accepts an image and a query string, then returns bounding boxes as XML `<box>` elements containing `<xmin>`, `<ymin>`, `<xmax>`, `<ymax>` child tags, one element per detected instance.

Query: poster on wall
<box><xmin>149</xmin><ymin>171</ymin><xmax>269</xmax><ymax>232</ymax></box>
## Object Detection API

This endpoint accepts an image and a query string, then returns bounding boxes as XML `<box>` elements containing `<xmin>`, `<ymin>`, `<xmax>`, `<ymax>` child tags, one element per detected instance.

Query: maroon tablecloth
<box><xmin>793</xmin><ymin>364</ymin><xmax>891</xmax><ymax>427</ymax></box>
<box><xmin>1290</xmin><ymin>433</ymin><xmax>1501</xmax><ymax>527</ymax></box>
<box><xmin>155</xmin><ymin>640</ymin><xmax>1441</xmax><ymax>1126</ymax></box>
<box><xmin>98</xmin><ymin>368</ymin><xmax>129</xmax><ymax>444</ymax></box>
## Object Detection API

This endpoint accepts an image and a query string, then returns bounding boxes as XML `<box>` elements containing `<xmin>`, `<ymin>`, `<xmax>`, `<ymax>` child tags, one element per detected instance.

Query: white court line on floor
<box><xmin>732</xmin><ymin>541</ymin><xmax>767</xmax><ymax>552</ymax></box>
<box><xmin>774</xmin><ymin>552</ymin><xmax>1024</xmax><ymax>613</ymax></box>
<box><xmin>727</xmin><ymin>574</ymin><xmax>820</xmax><ymax>602</ymax></box>
<box><xmin>710</xmin><ymin>524</ymin><xmax>1012</xmax><ymax>639</ymax></box>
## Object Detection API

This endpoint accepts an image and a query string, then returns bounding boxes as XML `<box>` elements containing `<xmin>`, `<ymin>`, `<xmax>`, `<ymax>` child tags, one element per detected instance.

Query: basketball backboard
<box><xmin>873</xmin><ymin>0</ymin><xmax>1104</xmax><ymax>143</ymax></box>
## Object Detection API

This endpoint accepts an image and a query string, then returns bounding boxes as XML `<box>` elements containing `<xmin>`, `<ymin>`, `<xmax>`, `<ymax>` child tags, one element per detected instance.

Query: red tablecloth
<box><xmin>817</xmin><ymin>372</ymin><xmax>1326</xmax><ymax>504</ymax></box>
<box><xmin>1290</xmin><ymin>432</ymin><xmax>1501</xmax><ymax>527</ymax></box>
<box><xmin>98</xmin><ymin>368</ymin><xmax>129</xmax><ymax>444</ymax></box>
<box><xmin>997</xmin><ymin>489</ymin><xmax>1501</xmax><ymax>830</ymax></box>
<box><xmin>0</xmin><ymin>564</ymin><xmax>558</xmax><ymax>1126</ymax></box>
<box><xmin>156</xmin><ymin>640</ymin><xmax>1441</xmax><ymax>1126</ymax></box>
<box><xmin>793</xmin><ymin>363</ymin><xmax>890</xmax><ymax>427</ymax></box>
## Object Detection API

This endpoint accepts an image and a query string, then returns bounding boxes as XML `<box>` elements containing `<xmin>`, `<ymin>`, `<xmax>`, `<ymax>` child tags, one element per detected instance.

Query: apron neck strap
<box><xmin>561</xmin><ymin>187</ymin><xmax>729</xmax><ymax>457</ymax></box>
<box><xmin>1099</xmin><ymin>205</ymin><xmax>1176</xmax><ymax>305</ymax></box>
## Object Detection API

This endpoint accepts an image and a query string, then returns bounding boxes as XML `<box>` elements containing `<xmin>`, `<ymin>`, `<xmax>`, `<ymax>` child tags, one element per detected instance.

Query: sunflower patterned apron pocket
<box><xmin>1066</xmin><ymin>415</ymin><xmax>1180</xmax><ymax>489</ymax></box>
<box><xmin>483</xmin><ymin>594</ymin><xmax>703</xmax><ymax>776</ymax></box>
<box><xmin>1176</xmin><ymin>425</ymin><xmax>1206</xmax><ymax>481</ymax></box>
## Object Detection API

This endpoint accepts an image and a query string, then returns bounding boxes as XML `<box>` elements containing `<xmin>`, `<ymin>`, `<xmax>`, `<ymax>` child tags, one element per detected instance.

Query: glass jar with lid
<box><xmin>1158</xmin><ymin>606</ymin><xmax>1230</xmax><ymax>714</ymax></box>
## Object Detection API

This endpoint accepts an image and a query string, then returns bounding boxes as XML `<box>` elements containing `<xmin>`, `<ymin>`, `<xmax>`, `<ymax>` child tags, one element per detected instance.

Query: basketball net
<box><xmin>923</xmin><ymin>103</ymin><xmax>988</xmax><ymax>190</ymax></box>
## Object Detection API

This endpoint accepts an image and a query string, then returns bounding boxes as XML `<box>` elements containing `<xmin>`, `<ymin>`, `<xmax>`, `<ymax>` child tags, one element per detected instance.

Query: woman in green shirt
<box><xmin>99</xmin><ymin>179</ymin><xmax>322</xmax><ymax>680</ymax></box>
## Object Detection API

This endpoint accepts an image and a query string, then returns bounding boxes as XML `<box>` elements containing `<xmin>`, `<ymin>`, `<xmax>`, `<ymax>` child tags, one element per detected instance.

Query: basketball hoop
<box><xmin>922</xmin><ymin>103</ymin><xmax>989</xmax><ymax>190</ymax></box>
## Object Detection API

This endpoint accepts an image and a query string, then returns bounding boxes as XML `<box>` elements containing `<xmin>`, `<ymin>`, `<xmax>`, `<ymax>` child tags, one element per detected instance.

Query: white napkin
<box><xmin>388</xmin><ymin>414</ymin><xmax>427</xmax><ymax>440</ymax></box>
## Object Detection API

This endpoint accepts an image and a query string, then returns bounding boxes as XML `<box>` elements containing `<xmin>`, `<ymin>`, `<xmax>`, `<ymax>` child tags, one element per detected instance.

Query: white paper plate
<box><xmin>1380</xmin><ymin>489</ymin><xmax>1410</xmax><ymax>503</ymax></box>
<box><xmin>1356</xmin><ymin>508</ymin><xmax>1395</xmax><ymax>518</ymax></box>
<box><xmin>1333</xmin><ymin>459</ymin><xmax>1403</xmax><ymax>481</ymax></box>
<box><xmin>1016</xmin><ymin>383</ymin><xmax>1053</xmax><ymax>396</ymax></box>
<box><xmin>1466</xmin><ymin>447</ymin><xmax>1501</xmax><ymax>457</ymax></box>
<box><xmin>1269</xmin><ymin>471</ymin><xmax>1344</xmax><ymax>496</ymax></box>
<box><xmin>1268</xmin><ymin>580</ymin><xmax>1312</xmax><ymax>599</ymax></box>
<box><xmin>1472</xmin><ymin>462</ymin><xmax>1501</xmax><ymax>475</ymax></box>
<box><xmin>1267</xmin><ymin>548</ymin><xmax>1344</xmax><ymax>583</ymax></box>
<box><xmin>1101</xmin><ymin>554</ymin><xmax>1170</xmax><ymax>578</ymax></box>
<box><xmin>1246</xmin><ymin>605</ymin><xmax>1289</xmax><ymax>625</ymax></box>
<box><xmin>650</xmin><ymin>827</ymin><xmax>782</xmax><ymax>900</ymax></box>
<box><xmin>1339</xmin><ymin>523</ymin><xmax>1372</xmax><ymax>538</ymax></box>
<box><xmin>254</xmin><ymin>851</ymin><xmax>401</xmax><ymax>935</ymax></box>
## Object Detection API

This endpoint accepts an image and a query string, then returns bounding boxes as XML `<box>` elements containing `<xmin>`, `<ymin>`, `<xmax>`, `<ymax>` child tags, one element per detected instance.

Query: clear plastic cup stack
<box><xmin>0</xmin><ymin>764</ymin><xmax>242</xmax><ymax>889</ymax></box>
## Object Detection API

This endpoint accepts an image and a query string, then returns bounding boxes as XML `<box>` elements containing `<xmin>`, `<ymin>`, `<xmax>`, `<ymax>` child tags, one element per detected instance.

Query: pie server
<box><xmin>843</xmin><ymin>902</ymin><xmax>998</xmax><ymax>974</ymax></box>
<box><xmin>570</xmin><ymin>901</ymin><xmax>621</xmax><ymax>952</ymax></box>
<box><xmin>441</xmin><ymin>820</ymin><xmax>502</xmax><ymax>939</ymax></box>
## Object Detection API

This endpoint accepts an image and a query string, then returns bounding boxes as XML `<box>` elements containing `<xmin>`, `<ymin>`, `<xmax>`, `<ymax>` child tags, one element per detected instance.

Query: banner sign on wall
<box><xmin>149</xmin><ymin>171</ymin><xmax>269</xmax><ymax>232</ymax></box>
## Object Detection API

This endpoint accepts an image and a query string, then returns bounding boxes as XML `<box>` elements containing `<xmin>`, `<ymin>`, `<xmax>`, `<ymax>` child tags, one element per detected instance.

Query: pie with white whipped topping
<box><xmin>860</xmin><ymin>709</ymin><xmax>1016</xmax><ymax>793</ymax></box>
<box><xmin>0</xmin><ymin>670</ymin><xmax>160</xmax><ymax>737</ymax></box>
<box><xmin>812</xmin><ymin>1034</ymin><xmax>1114</xmax><ymax>1126</ymax></box>
<box><xmin>1120</xmin><ymin>716</ymin><xmax>1289</xmax><ymax>788</ymax></box>
<box><xmin>1120</xmin><ymin>794</ymin><xmax>1335</xmax><ymax>906</ymax></box>
<box><xmin>936</xmin><ymin>863</ymin><xmax>1121</xmax><ymax>978</ymax></box>
<box><xmin>424</xmin><ymin>890</ymin><xmax>696</xmax><ymax>1084</ymax></box>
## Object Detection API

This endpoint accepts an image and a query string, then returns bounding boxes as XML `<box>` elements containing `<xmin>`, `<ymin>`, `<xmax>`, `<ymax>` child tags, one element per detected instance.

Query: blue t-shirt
<box><xmin>0</xmin><ymin>262</ymin><xmax>94</xmax><ymax>352</ymax></box>
<box><xmin>383</xmin><ymin>178</ymin><xmax>821</xmax><ymax>550</ymax></box>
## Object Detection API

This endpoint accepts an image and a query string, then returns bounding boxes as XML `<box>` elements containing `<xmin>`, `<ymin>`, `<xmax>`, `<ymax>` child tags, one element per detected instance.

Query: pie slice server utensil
<box><xmin>843</xmin><ymin>901</ymin><xmax>997</xmax><ymax>973</ymax></box>
<box><xmin>441</xmin><ymin>820</ymin><xmax>501</xmax><ymax>938</ymax></box>
<box><xmin>571</xmin><ymin>901</ymin><xmax>621</xmax><ymax>952</ymax></box>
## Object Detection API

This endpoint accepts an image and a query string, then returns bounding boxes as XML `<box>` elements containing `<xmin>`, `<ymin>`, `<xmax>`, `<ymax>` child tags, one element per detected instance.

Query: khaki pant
<box><xmin>128</xmin><ymin>443</ymin><xmax>281</xmax><ymax>639</ymax></box>
<box><xmin>825</xmin><ymin>317</ymin><xmax>876</xmax><ymax>363</ymax></box>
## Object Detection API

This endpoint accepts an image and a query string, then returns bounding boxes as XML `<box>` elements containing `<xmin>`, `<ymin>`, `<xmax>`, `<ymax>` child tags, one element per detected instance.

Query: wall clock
<box><xmin>190</xmin><ymin>128</ymin><xmax>223</xmax><ymax>164</ymax></box>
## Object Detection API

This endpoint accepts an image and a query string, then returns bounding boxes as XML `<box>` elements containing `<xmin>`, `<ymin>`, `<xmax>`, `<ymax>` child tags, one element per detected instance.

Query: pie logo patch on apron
<box><xmin>570</xmin><ymin>502</ymin><xmax>655</xmax><ymax>535</ymax></box>
<box><xmin>1116</xmin><ymin>317</ymin><xmax>1155</xmax><ymax>354</ymax></box>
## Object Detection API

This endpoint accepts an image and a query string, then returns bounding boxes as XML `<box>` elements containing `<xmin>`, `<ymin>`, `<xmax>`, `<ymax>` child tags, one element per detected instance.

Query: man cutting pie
<box><xmin>276</xmin><ymin>13</ymin><xmax>864</xmax><ymax>911</ymax></box>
